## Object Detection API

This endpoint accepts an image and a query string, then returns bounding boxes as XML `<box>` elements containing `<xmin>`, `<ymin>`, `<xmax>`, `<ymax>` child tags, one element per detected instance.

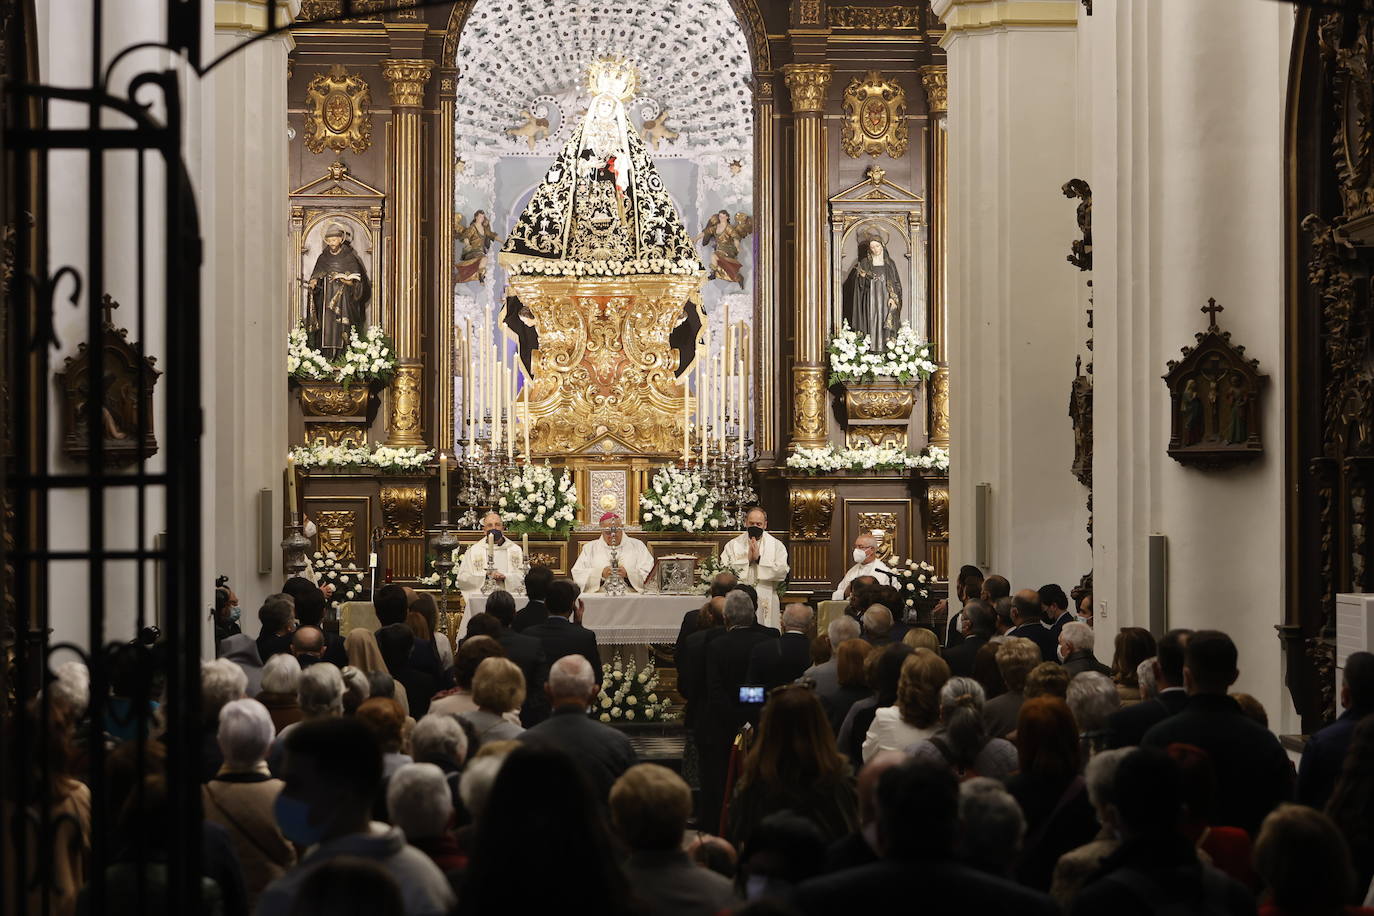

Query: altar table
<box><xmin>455</xmin><ymin>592</ymin><xmax>698</xmax><ymax>644</ymax></box>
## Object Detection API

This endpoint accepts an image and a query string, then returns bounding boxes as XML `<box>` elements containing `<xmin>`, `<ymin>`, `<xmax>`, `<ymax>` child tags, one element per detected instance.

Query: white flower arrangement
<box><xmin>288</xmin><ymin>323</ymin><xmax>397</xmax><ymax>388</ymax></box>
<box><xmin>506</xmin><ymin>256</ymin><xmax>704</xmax><ymax>278</ymax></box>
<box><xmin>418</xmin><ymin>555</ymin><xmax>460</xmax><ymax>592</ymax></box>
<box><xmin>785</xmin><ymin>443</ymin><xmax>950</xmax><ymax>474</ymax></box>
<box><xmin>593</xmin><ymin>654</ymin><xmax>676</xmax><ymax>724</ymax></box>
<box><xmin>289</xmin><ymin>444</ymin><xmax>435</xmax><ymax>473</ymax></box>
<box><xmin>695</xmin><ymin>554</ymin><xmax>746</xmax><ymax>592</ymax></box>
<box><xmin>313</xmin><ymin>551</ymin><xmax>364</xmax><ymax>609</ymax></box>
<box><xmin>828</xmin><ymin>321</ymin><xmax>936</xmax><ymax>385</ymax></box>
<box><xmin>639</xmin><ymin>466</ymin><xmax>725</xmax><ymax>533</ymax></box>
<box><xmin>495</xmin><ymin>463</ymin><xmax>580</xmax><ymax>535</ymax></box>
<box><xmin>884</xmin><ymin>557</ymin><xmax>940</xmax><ymax>618</ymax></box>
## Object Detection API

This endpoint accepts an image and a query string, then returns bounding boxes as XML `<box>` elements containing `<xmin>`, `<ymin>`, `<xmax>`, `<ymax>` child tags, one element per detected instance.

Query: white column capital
<box><xmin>931</xmin><ymin>0</ymin><xmax>1077</xmax><ymax>45</ymax></box>
<box><xmin>214</xmin><ymin>0</ymin><xmax>299</xmax><ymax>35</ymax></box>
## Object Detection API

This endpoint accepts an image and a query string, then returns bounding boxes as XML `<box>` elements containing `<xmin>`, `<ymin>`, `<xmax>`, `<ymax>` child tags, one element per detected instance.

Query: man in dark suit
<box><xmin>282</xmin><ymin>578</ymin><xmax>347</xmax><ymax>667</ymax></box>
<box><xmin>1040</xmin><ymin>583</ymin><xmax>1073</xmax><ymax>641</ymax></box>
<box><xmin>376</xmin><ymin>622</ymin><xmax>437</xmax><ymax>719</ymax></box>
<box><xmin>1108</xmin><ymin>628</ymin><xmax>1193</xmax><ymax>748</ymax></box>
<box><xmin>700</xmin><ymin>588</ymin><xmax>780</xmax><ymax>831</ymax></box>
<box><xmin>676</xmin><ymin>575</ymin><xmax>739</xmax><ymax>650</ymax></box>
<box><xmin>1298</xmin><ymin>649</ymin><xmax>1374</xmax><ymax>809</ymax></box>
<box><xmin>1142</xmin><ymin>630</ymin><xmax>1293</xmax><ymax>836</ymax></box>
<box><xmin>255</xmin><ymin>593</ymin><xmax>296</xmax><ymax>663</ymax></box>
<box><xmin>747</xmin><ymin>603</ymin><xmax>814</xmax><ymax>688</ymax></box>
<box><xmin>793</xmin><ymin>760</ymin><xmax>1059</xmax><ymax>916</ymax></box>
<box><xmin>520</xmin><ymin>654</ymin><xmax>637</xmax><ymax>801</ymax></box>
<box><xmin>512</xmin><ymin>564</ymin><xmax>554</xmax><ymax>632</ymax></box>
<box><xmin>942</xmin><ymin>600</ymin><xmax>994</xmax><ymax>678</ymax></box>
<box><xmin>1059</xmin><ymin>621</ymin><xmax>1112</xmax><ymax>677</ymax></box>
<box><xmin>484</xmin><ymin>588</ymin><xmax>551</xmax><ymax>726</ymax></box>
<box><xmin>1006</xmin><ymin>589</ymin><xmax>1057</xmax><ymax>663</ymax></box>
<box><xmin>290</xmin><ymin>626</ymin><xmax>327</xmax><ymax>668</ymax></box>
<box><xmin>522</xmin><ymin>579</ymin><xmax>601</xmax><ymax>685</ymax></box>
<box><xmin>938</xmin><ymin>565</ymin><xmax>983</xmax><ymax>649</ymax></box>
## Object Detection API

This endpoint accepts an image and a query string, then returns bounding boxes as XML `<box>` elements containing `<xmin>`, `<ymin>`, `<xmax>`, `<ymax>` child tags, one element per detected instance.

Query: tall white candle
<box><xmin>286</xmin><ymin>453</ymin><xmax>297</xmax><ymax>512</ymax></box>
<box><xmin>439</xmin><ymin>452</ymin><xmax>449</xmax><ymax>521</ymax></box>
<box><xmin>739</xmin><ymin>323</ymin><xmax>748</xmax><ymax>458</ymax></box>
<box><xmin>465</xmin><ymin>320</ymin><xmax>475</xmax><ymax>450</ymax></box>
<box><xmin>717</xmin><ymin>353</ymin><xmax>726</xmax><ymax>449</ymax></box>
<box><xmin>505</xmin><ymin>359</ymin><xmax>514</xmax><ymax>459</ymax></box>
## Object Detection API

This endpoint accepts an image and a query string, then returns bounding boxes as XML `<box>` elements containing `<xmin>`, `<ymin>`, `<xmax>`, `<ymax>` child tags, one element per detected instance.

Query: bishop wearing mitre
<box><xmin>720</xmin><ymin>507</ymin><xmax>790</xmax><ymax>630</ymax></box>
<box><xmin>571</xmin><ymin>512</ymin><xmax>655</xmax><ymax>594</ymax></box>
<box><xmin>457</xmin><ymin>511</ymin><xmax>526</xmax><ymax>592</ymax></box>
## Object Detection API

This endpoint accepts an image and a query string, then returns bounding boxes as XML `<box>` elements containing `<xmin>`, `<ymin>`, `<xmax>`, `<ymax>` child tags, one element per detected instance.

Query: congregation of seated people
<box><xmin>16</xmin><ymin>561</ymin><xmax>1374</xmax><ymax>916</ymax></box>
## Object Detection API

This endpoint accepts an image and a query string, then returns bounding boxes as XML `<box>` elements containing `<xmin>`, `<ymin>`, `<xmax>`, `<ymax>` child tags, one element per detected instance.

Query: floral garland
<box><xmin>290</xmin><ymin>444</ymin><xmax>435</xmax><ymax>473</ymax></box>
<box><xmin>785</xmin><ymin>443</ymin><xmax>950</xmax><ymax>474</ymax></box>
<box><xmin>288</xmin><ymin>323</ymin><xmax>397</xmax><ymax>388</ymax></box>
<box><xmin>592</xmin><ymin>655</ymin><xmax>676</xmax><ymax>724</ymax></box>
<box><xmin>639</xmin><ymin>466</ymin><xmax>725</xmax><ymax>533</ymax></box>
<box><xmin>505</xmin><ymin>256</ymin><xmax>703</xmax><ymax>278</ymax></box>
<box><xmin>495</xmin><ymin>464</ymin><xmax>579</xmax><ymax>535</ymax></box>
<box><xmin>828</xmin><ymin>321</ymin><xmax>937</xmax><ymax>386</ymax></box>
<box><xmin>312</xmin><ymin>551</ymin><xmax>364</xmax><ymax>609</ymax></box>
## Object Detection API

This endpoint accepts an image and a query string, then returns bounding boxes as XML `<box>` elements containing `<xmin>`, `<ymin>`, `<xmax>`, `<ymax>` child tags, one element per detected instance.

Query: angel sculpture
<box><xmin>506</xmin><ymin>109</ymin><xmax>550</xmax><ymax>150</ymax></box>
<box><xmin>642</xmin><ymin>107</ymin><xmax>680</xmax><ymax>149</ymax></box>
<box><xmin>454</xmin><ymin>210</ymin><xmax>500</xmax><ymax>284</ymax></box>
<box><xmin>697</xmin><ymin>210</ymin><xmax>755</xmax><ymax>288</ymax></box>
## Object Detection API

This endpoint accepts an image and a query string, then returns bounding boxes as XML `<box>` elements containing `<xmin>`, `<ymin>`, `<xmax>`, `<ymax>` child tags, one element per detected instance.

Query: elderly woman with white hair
<box><xmin>387</xmin><ymin>763</ymin><xmax>461</xmax><ymax>872</ymax></box>
<box><xmin>267</xmin><ymin>663</ymin><xmax>345</xmax><ymax>774</ymax></box>
<box><xmin>257</xmin><ymin>652</ymin><xmax>303</xmax><ymax>733</ymax></box>
<box><xmin>907</xmin><ymin>676</ymin><xmax>1019</xmax><ymax>783</ymax></box>
<box><xmin>1049</xmin><ymin>747</ymin><xmax>1132</xmax><ymax>907</ymax></box>
<box><xmin>201</xmin><ymin>658</ymin><xmax>248</xmax><ymax>781</ymax></box>
<box><xmin>1066</xmin><ymin>671</ymin><xmax>1121</xmax><ymax>758</ymax></box>
<box><xmin>459</xmin><ymin>657</ymin><xmax>526</xmax><ymax>744</ymax></box>
<box><xmin>203</xmin><ymin>698</ymin><xmax>295</xmax><ymax>908</ymax></box>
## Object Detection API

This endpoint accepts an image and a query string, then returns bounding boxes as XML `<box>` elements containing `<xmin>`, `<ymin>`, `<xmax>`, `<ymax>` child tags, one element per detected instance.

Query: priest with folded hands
<box><xmin>571</xmin><ymin>511</ymin><xmax>655</xmax><ymax>594</ymax></box>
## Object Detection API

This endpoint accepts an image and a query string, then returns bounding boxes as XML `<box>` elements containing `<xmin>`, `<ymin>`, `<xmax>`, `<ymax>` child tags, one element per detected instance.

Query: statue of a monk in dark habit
<box><xmin>307</xmin><ymin>223</ymin><xmax>371</xmax><ymax>356</ymax></box>
<box><xmin>843</xmin><ymin>237</ymin><xmax>903</xmax><ymax>351</ymax></box>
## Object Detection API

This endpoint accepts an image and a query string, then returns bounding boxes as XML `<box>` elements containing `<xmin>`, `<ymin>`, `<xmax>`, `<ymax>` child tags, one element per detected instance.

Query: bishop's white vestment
<box><xmin>571</xmin><ymin>535</ymin><xmax>655</xmax><ymax>594</ymax></box>
<box><xmin>457</xmin><ymin>538</ymin><xmax>525</xmax><ymax>593</ymax></box>
<box><xmin>720</xmin><ymin>531</ymin><xmax>790</xmax><ymax>629</ymax></box>
<box><xmin>832</xmin><ymin>557</ymin><xmax>892</xmax><ymax>601</ymax></box>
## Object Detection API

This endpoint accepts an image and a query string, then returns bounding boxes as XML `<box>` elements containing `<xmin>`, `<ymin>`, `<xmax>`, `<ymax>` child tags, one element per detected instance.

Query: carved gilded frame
<box><xmin>288</xmin><ymin>162</ymin><xmax>385</xmax><ymax>333</ymax></box>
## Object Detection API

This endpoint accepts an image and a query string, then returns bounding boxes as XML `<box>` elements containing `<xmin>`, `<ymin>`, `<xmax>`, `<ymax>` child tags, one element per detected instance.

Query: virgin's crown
<box><xmin>586</xmin><ymin>57</ymin><xmax>639</xmax><ymax>102</ymax></box>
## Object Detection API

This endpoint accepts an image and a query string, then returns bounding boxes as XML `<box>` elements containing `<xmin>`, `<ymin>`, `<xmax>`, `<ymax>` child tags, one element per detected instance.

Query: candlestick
<box><xmin>522</xmin><ymin>532</ymin><xmax>529</xmax><ymax>555</ymax></box>
<box><xmin>682</xmin><ymin>374</ymin><xmax>690</xmax><ymax>463</ymax></box>
<box><xmin>739</xmin><ymin>323</ymin><xmax>748</xmax><ymax>458</ymax></box>
<box><xmin>466</xmin><ymin>320</ymin><xmax>475</xmax><ymax>450</ymax></box>
<box><xmin>523</xmin><ymin>381</ymin><xmax>532</xmax><ymax>459</ymax></box>
<box><xmin>699</xmin><ymin>325</ymin><xmax>710</xmax><ymax>463</ymax></box>
<box><xmin>286</xmin><ymin>453</ymin><xmax>298</xmax><ymax>511</ymax></box>
<box><xmin>439</xmin><ymin>452</ymin><xmax>449</xmax><ymax>522</ymax></box>
<box><xmin>505</xmin><ymin>359</ymin><xmax>514</xmax><ymax>460</ymax></box>
<box><xmin>717</xmin><ymin>352</ymin><xmax>726</xmax><ymax>449</ymax></box>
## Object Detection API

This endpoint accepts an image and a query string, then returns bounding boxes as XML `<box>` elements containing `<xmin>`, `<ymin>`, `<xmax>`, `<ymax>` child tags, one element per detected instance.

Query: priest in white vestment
<box><xmin>720</xmin><ymin>507</ymin><xmax>790</xmax><ymax>630</ymax></box>
<box><xmin>832</xmin><ymin>531</ymin><xmax>891</xmax><ymax>600</ymax></box>
<box><xmin>457</xmin><ymin>511</ymin><xmax>526</xmax><ymax>592</ymax></box>
<box><xmin>571</xmin><ymin>511</ymin><xmax>655</xmax><ymax>594</ymax></box>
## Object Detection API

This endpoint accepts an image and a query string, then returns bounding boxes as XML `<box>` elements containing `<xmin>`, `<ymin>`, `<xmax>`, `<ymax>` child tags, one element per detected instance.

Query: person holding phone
<box><xmin>720</xmin><ymin>507</ymin><xmax>790</xmax><ymax>630</ymax></box>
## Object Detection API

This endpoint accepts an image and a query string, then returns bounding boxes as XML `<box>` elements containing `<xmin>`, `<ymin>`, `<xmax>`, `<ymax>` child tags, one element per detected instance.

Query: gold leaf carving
<box><xmin>388</xmin><ymin>365</ymin><xmax>424</xmax><ymax>445</ymax></box>
<box><xmin>857</xmin><ymin>512</ymin><xmax>898</xmax><ymax>561</ymax></box>
<box><xmin>926</xmin><ymin>484</ymin><xmax>950</xmax><ymax>540</ymax></box>
<box><xmin>828</xmin><ymin>5</ymin><xmax>923</xmax><ymax>29</ymax></box>
<box><xmin>298</xmin><ymin>383</ymin><xmax>369</xmax><ymax>418</ymax></box>
<box><xmin>380</xmin><ymin>483</ymin><xmax>426</xmax><ymax>538</ymax></box>
<box><xmin>842</xmin><ymin>71</ymin><xmax>908</xmax><ymax>159</ymax></box>
<box><xmin>381</xmin><ymin>59</ymin><xmax>433</xmax><ymax>109</ymax></box>
<box><xmin>303</xmin><ymin>65</ymin><xmax>372</xmax><ymax>155</ymax></box>
<box><xmin>792</xmin><ymin>366</ymin><xmax>828</xmax><ymax>447</ymax></box>
<box><xmin>783</xmin><ymin>63</ymin><xmax>833</xmax><ymax>114</ymax></box>
<box><xmin>919</xmin><ymin>65</ymin><xmax>948</xmax><ymax>115</ymax></box>
<box><xmin>317</xmin><ymin>510</ymin><xmax>359</xmax><ymax>566</ymax></box>
<box><xmin>789</xmin><ymin>486</ymin><xmax>836</xmax><ymax>540</ymax></box>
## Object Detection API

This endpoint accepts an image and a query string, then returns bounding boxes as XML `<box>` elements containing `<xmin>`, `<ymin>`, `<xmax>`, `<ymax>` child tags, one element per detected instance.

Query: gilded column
<box><xmin>783</xmin><ymin>62</ymin><xmax>832</xmax><ymax>451</ymax></box>
<box><xmin>435</xmin><ymin>68</ymin><xmax>458</xmax><ymax>453</ymax></box>
<box><xmin>920</xmin><ymin>64</ymin><xmax>950</xmax><ymax>447</ymax></box>
<box><xmin>754</xmin><ymin>75</ymin><xmax>777</xmax><ymax>458</ymax></box>
<box><xmin>381</xmin><ymin>58</ymin><xmax>433</xmax><ymax>448</ymax></box>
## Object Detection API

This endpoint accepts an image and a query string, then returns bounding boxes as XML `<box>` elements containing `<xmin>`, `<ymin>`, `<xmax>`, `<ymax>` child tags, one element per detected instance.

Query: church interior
<box><xmin>6</xmin><ymin>0</ymin><xmax>1374</xmax><ymax>912</ymax></box>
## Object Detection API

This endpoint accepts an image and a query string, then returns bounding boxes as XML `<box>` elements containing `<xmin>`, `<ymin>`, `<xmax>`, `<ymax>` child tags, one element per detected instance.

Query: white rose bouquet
<box><xmin>313</xmin><ymin>551</ymin><xmax>363</xmax><ymax>610</ymax></box>
<box><xmin>695</xmin><ymin>554</ymin><xmax>745</xmax><ymax>592</ymax></box>
<box><xmin>785</xmin><ymin>444</ymin><xmax>950</xmax><ymax>474</ymax></box>
<box><xmin>827</xmin><ymin>320</ymin><xmax>936</xmax><ymax>385</ymax></box>
<box><xmin>640</xmin><ymin>466</ymin><xmax>725</xmax><ymax>533</ymax></box>
<box><xmin>592</xmin><ymin>655</ymin><xmax>676</xmax><ymax>724</ymax></box>
<box><xmin>418</xmin><ymin>553</ymin><xmax>460</xmax><ymax>592</ymax></box>
<box><xmin>495</xmin><ymin>463</ymin><xmax>579</xmax><ymax>535</ymax></box>
<box><xmin>883</xmin><ymin>556</ymin><xmax>940</xmax><ymax>622</ymax></box>
<box><xmin>288</xmin><ymin>323</ymin><xmax>397</xmax><ymax>389</ymax></box>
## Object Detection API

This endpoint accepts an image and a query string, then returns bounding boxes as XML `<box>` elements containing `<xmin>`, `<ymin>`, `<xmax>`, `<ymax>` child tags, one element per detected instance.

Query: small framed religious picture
<box><xmin>1163</xmin><ymin>299</ymin><xmax>1267</xmax><ymax>469</ymax></box>
<box><xmin>647</xmin><ymin>555</ymin><xmax>699</xmax><ymax>595</ymax></box>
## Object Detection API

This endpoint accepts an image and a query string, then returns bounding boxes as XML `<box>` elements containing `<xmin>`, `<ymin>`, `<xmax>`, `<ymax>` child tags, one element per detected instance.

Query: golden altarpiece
<box><xmin>285</xmin><ymin>0</ymin><xmax>951</xmax><ymax>601</ymax></box>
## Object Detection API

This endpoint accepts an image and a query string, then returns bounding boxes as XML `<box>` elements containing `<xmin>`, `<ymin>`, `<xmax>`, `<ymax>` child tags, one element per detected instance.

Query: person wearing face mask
<box><xmin>571</xmin><ymin>511</ymin><xmax>655</xmax><ymax>594</ymax></box>
<box><xmin>456</xmin><ymin>511</ymin><xmax>526</xmax><ymax>593</ymax></box>
<box><xmin>720</xmin><ymin>507</ymin><xmax>790</xmax><ymax>630</ymax></box>
<box><xmin>213</xmin><ymin>576</ymin><xmax>242</xmax><ymax>644</ymax></box>
<box><xmin>257</xmin><ymin>717</ymin><xmax>455</xmax><ymax>916</ymax></box>
<box><xmin>832</xmin><ymin>532</ymin><xmax>891</xmax><ymax>601</ymax></box>
<box><xmin>1057</xmin><ymin>622</ymin><xmax>1111</xmax><ymax>678</ymax></box>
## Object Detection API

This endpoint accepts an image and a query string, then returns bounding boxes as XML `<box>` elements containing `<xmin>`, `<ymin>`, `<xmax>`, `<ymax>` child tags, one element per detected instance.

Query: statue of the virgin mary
<box><xmin>843</xmin><ymin>235</ymin><xmax>903</xmax><ymax>351</ymax></box>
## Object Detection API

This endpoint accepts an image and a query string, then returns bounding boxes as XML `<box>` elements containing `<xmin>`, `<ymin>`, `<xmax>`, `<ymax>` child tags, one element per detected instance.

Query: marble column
<box><xmin>920</xmin><ymin>64</ymin><xmax>949</xmax><ymax>448</ymax></box>
<box><xmin>931</xmin><ymin>0</ymin><xmax>1087</xmax><ymax>589</ymax></box>
<box><xmin>381</xmin><ymin>58</ymin><xmax>433</xmax><ymax>448</ymax></box>
<box><xmin>783</xmin><ymin>62</ymin><xmax>833</xmax><ymax>452</ymax></box>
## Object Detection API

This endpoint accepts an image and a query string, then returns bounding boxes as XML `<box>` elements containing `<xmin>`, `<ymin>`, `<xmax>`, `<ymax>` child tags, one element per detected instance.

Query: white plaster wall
<box><xmin>1087</xmin><ymin>0</ymin><xmax>1294</xmax><ymax>726</ymax></box>
<box><xmin>33</xmin><ymin>0</ymin><xmax>289</xmax><ymax>654</ymax></box>
<box><xmin>936</xmin><ymin>10</ymin><xmax>1092</xmax><ymax>593</ymax></box>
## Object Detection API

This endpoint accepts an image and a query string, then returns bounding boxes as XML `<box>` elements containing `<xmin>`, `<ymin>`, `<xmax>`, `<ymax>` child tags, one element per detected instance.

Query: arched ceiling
<box><xmin>454</xmin><ymin>0</ymin><xmax>754</xmax><ymax>162</ymax></box>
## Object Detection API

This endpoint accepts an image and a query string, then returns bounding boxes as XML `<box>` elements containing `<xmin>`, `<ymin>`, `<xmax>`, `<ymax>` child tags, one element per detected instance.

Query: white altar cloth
<box><xmin>455</xmin><ymin>592</ymin><xmax>697</xmax><ymax>644</ymax></box>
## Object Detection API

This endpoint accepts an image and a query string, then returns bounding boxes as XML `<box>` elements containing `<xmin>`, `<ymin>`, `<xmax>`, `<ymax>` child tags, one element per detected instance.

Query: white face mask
<box><xmin>853</xmin><ymin>548</ymin><xmax>868</xmax><ymax>564</ymax></box>
<box><xmin>302</xmin><ymin>519</ymin><xmax>318</xmax><ymax>539</ymax></box>
<box><xmin>1057</xmin><ymin>643</ymin><xmax>1070</xmax><ymax>662</ymax></box>
<box><xmin>1076</xmin><ymin>614</ymin><xmax>1091</xmax><ymax>627</ymax></box>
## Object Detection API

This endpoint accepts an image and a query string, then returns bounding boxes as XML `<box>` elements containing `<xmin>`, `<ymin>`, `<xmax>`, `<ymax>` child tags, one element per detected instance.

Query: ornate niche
<box><xmin>289</xmin><ymin>161</ymin><xmax>386</xmax><ymax>446</ymax></box>
<box><xmin>55</xmin><ymin>295</ymin><xmax>161</xmax><ymax>468</ymax></box>
<box><xmin>1322</xmin><ymin>14</ymin><xmax>1374</xmax><ymax>244</ymax></box>
<box><xmin>841</xmin><ymin>71</ymin><xmax>909</xmax><ymax>160</ymax></box>
<box><xmin>303</xmin><ymin>65</ymin><xmax>373</xmax><ymax>155</ymax></box>
<box><xmin>1163</xmin><ymin>299</ymin><xmax>1268</xmax><ymax>469</ymax></box>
